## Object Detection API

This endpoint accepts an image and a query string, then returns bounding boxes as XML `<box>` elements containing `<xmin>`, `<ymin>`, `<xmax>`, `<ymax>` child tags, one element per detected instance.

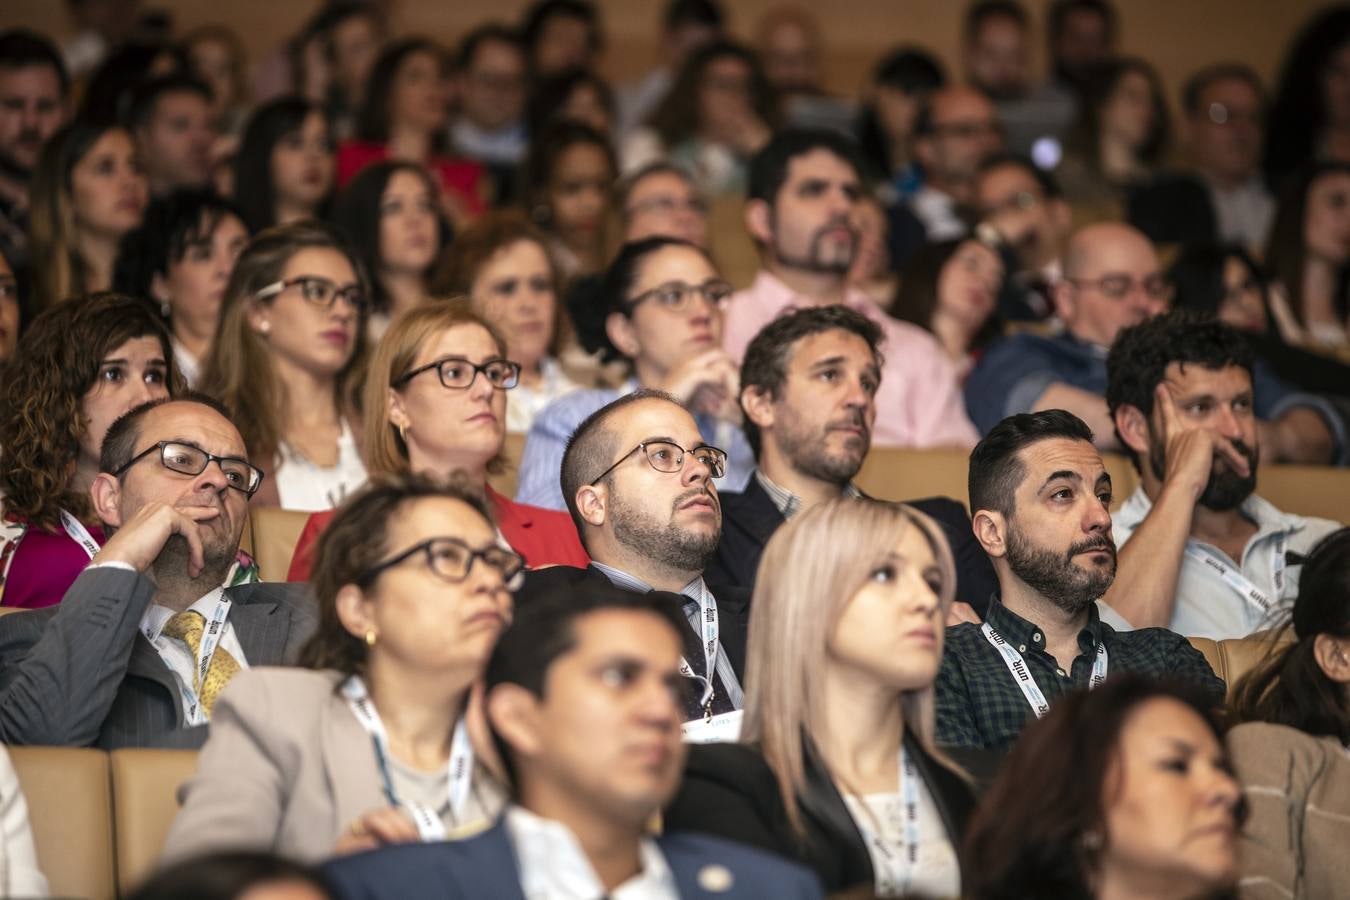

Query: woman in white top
<box><xmin>664</xmin><ymin>497</ymin><xmax>973</xmax><ymax>899</ymax></box>
<box><xmin>199</xmin><ymin>220</ymin><xmax>369</xmax><ymax>510</ymax></box>
<box><xmin>0</xmin><ymin>744</ymin><xmax>48</xmax><ymax>896</ymax></box>
<box><xmin>436</xmin><ymin>211</ymin><xmax>585</xmax><ymax>433</ymax></box>
<box><xmin>161</xmin><ymin>471</ymin><xmax>517</xmax><ymax>864</ymax></box>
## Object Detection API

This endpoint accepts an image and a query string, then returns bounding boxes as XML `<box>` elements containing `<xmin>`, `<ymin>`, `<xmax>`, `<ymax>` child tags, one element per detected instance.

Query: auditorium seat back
<box><xmin>1185</xmin><ymin>636</ymin><xmax>1290</xmax><ymax>699</ymax></box>
<box><xmin>110</xmin><ymin>749</ymin><xmax>198</xmax><ymax>895</ymax></box>
<box><xmin>10</xmin><ymin>745</ymin><xmax>115</xmax><ymax>900</ymax></box>
<box><xmin>490</xmin><ymin>432</ymin><xmax>527</xmax><ymax>499</ymax></box>
<box><xmin>249</xmin><ymin>507</ymin><xmax>316</xmax><ymax>582</ymax></box>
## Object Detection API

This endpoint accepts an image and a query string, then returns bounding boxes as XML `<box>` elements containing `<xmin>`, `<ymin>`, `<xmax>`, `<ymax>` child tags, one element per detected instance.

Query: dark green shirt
<box><xmin>935</xmin><ymin>599</ymin><xmax>1227</xmax><ymax>751</ymax></box>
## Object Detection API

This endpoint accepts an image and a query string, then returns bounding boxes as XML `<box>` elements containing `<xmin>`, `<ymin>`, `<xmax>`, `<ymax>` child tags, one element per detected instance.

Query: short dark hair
<box><xmin>1181</xmin><ymin>62</ymin><xmax>1264</xmax><ymax>117</ymax></box>
<box><xmin>1104</xmin><ymin>311</ymin><xmax>1255</xmax><ymax>471</ymax></box>
<box><xmin>747</xmin><ymin>128</ymin><xmax>864</xmax><ymax>205</ymax></box>
<box><xmin>520</xmin><ymin>0</ymin><xmax>603</xmax><ymax>60</ymax></box>
<box><xmin>977</xmin><ymin>151</ymin><xmax>1063</xmax><ymax>199</ymax></box>
<box><xmin>298</xmin><ymin>471</ymin><xmax>494</xmax><ymax>678</ymax></box>
<box><xmin>1047</xmin><ymin>0</ymin><xmax>1117</xmax><ymax>44</ymax></box>
<box><xmin>114</xmin><ymin>189</ymin><xmax>248</xmax><ymax>301</ymax></box>
<box><xmin>125</xmin><ymin>850</ymin><xmax>328</xmax><ymax>900</ymax></box>
<box><xmin>964</xmin><ymin>0</ymin><xmax>1029</xmax><ymax>43</ymax></box>
<box><xmin>454</xmin><ymin>23</ymin><xmax>523</xmax><ymax>72</ymax></box>
<box><xmin>665</xmin><ymin>0</ymin><xmax>723</xmax><ymax>31</ymax></box>
<box><xmin>559</xmin><ymin>388</ymin><xmax>684</xmax><ymax>540</ymax></box>
<box><xmin>0</xmin><ymin>28</ymin><xmax>69</xmax><ymax>95</ymax></box>
<box><xmin>739</xmin><ymin>306</ymin><xmax>883</xmax><ymax>458</ymax></box>
<box><xmin>968</xmin><ymin>410</ymin><xmax>1095</xmax><ymax>515</ymax></box>
<box><xmin>125</xmin><ymin>74</ymin><xmax>212</xmax><ymax>131</ymax></box>
<box><xmin>99</xmin><ymin>393</ymin><xmax>237</xmax><ymax>479</ymax></box>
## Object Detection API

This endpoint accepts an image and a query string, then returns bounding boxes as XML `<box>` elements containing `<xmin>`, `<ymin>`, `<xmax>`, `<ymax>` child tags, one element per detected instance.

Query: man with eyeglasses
<box><xmin>0</xmin><ymin>396</ymin><xmax>315</xmax><ymax>748</ymax></box>
<box><xmin>725</xmin><ymin>128</ymin><xmax>979</xmax><ymax>449</ymax></box>
<box><xmin>908</xmin><ymin>86</ymin><xmax>1004</xmax><ymax>242</ymax></box>
<box><xmin>964</xmin><ymin>222</ymin><xmax>1344</xmax><ymax>465</ymax></box>
<box><xmin>450</xmin><ymin>25</ymin><xmax>528</xmax><ymax>203</ymax></box>
<box><xmin>522</xmin><ymin>389</ymin><xmax>750</xmax><ymax>741</ymax></box>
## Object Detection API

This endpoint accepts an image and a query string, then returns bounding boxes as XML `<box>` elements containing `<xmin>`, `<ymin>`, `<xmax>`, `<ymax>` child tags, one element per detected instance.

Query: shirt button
<box><xmin>1032</xmin><ymin>633</ymin><xmax>1042</xmax><ymax>643</ymax></box>
<box><xmin>1057</xmin><ymin>668</ymin><xmax>1067</xmax><ymax>677</ymax></box>
<box><xmin>1018</xmin><ymin>644</ymin><xmax>1028</xmax><ymax>653</ymax></box>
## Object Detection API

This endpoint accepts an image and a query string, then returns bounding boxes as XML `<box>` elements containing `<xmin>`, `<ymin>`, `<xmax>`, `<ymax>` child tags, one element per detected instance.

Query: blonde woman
<box><xmin>664</xmin><ymin>497</ymin><xmax>974</xmax><ymax>898</ymax></box>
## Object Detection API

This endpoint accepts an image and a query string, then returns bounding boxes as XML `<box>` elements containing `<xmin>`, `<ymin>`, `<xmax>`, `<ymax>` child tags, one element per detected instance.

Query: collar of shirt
<box><xmin>505</xmin><ymin>805</ymin><xmax>676</xmax><ymax>900</ymax></box>
<box><xmin>985</xmin><ymin>596</ymin><xmax>1106</xmax><ymax>659</ymax></box>
<box><xmin>754</xmin><ymin>469</ymin><xmax>862</xmax><ymax>519</ymax></box>
<box><xmin>589</xmin><ymin>561</ymin><xmax>705</xmax><ymax>607</ymax></box>
<box><xmin>1114</xmin><ymin>485</ymin><xmax>1308</xmax><ymax>547</ymax></box>
<box><xmin>746</xmin><ymin>270</ymin><xmax>879</xmax><ymax>323</ymax></box>
<box><xmin>140</xmin><ymin>587</ymin><xmax>229</xmax><ymax>642</ymax></box>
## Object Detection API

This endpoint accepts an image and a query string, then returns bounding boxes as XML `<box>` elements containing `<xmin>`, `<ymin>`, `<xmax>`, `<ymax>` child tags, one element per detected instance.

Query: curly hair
<box><xmin>0</xmin><ymin>292</ymin><xmax>180</xmax><ymax>530</ymax></box>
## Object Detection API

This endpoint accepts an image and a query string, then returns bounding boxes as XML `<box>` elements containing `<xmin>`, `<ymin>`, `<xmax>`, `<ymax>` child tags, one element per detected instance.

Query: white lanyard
<box><xmin>981</xmin><ymin>622</ymin><xmax>1107</xmax><ymax>719</ymax></box>
<box><xmin>341</xmin><ymin>675</ymin><xmax>474</xmax><ymax>841</ymax></box>
<box><xmin>142</xmin><ymin>587</ymin><xmax>232</xmax><ymax>726</ymax></box>
<box><xmin>58</xmin><ymin>509</ymin><xmax>101</xmax><ymax>559</ymax></box>
<box><xmin>851</xmin><ymin>747</ymin><xmax>922</xmax><ymax>897</ymax></box>
<box><xmin>678</xmin><ymin>582</ymin><xmax>723</xmax><ymax>716</ymax></box>
<box><xmin>1184</xmin><ymin>535</ymin><xmax>1287</xmax><ymax>618</ymax></box>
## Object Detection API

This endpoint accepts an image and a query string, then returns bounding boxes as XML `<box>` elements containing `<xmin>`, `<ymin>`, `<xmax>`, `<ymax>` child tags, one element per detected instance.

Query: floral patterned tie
<box><xmin>161</xmin><ymin>610</ymin><xmax>240</xmax><ymax>717</ymax></box>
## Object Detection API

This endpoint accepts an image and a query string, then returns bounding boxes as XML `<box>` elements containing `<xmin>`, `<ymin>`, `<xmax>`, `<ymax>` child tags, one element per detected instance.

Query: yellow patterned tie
<box><xmin>161</xmin><ymin>610</ymin><xmax>241</xmax><ymax>717</ymax></box>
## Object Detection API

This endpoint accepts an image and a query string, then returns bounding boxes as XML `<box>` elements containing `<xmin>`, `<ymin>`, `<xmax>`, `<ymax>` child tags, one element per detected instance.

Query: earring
<box><xmin>160</xmin><ymin>300</ymin><xmax>171</xmax><ymax>319</ymax></box>
<box><xmin>259</xmin><ymin>320</ymin><xmax>271</xmax><ymax>335</ymax></box>
<box><xmin>1079</xmin><ymin>831</ymin><xmax>1102</xmax><ymax>851</ymax></box>
<box><xmin>364</xmin><ymin>630</ymin><xmax>377</xmax><ymax>646</ymax></box>
<box><xmin>396</xmin><ymin>423</ymin><xmax>407</xmax><ymax>444</ymax></box>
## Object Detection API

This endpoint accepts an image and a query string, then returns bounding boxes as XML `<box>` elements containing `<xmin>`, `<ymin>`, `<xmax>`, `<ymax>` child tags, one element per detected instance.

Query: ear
<box><xmin>486</xmin><ymin>683</ymin><xmax>545</xmax><ymax>764</ymax></box>
<box><xmin>387</xmin><ymin>388</ymin><xmax>411</xmax><ymax>431</ymax></box>
<box><xmin>150</xmin><ymin>272</ymin><xmax>171</xmax><ymax>303</ymax></box>
<box><xmin>605</xmin><ymin>311</ymin><xmax>640</xmax><ymax>359</ymax></box>
<box><xmin>89</xmin><ymin>473</ymin><xmax>124</xmax><ymax>529</ymax></box>
<box><xmin>1115</xmin><ymin>404</ymin><xmax>1151</xmax><ymax>460</ymax></box>
<box><xmin>245</xmin><ymin>300</ymin><xmax>270</xmax><ymax>335</ymax></box>
<box><xmin>575</xmin><ymin>482</ymin><xmax>608</xmax><ymax>529</ymax></box>
<box><xmin>743</xmin><ymin>198</ymin><xmax>772</xmax><ymax>246</ymax></box>
<box><xmin>334</xmin><ymin>584</ymin><xmax>376</xmax><ymax>642</ymax></box>
<box><xmin>1313</xmin><ymin>634</ymin><xmax>1350</xmax><ymax>684</ymax></box>
<box><xmin>740</xmin><ymin>384</ymin><xmax>776</xmax><ymax>434</ymax></box>
<box><xmin>972</xmin><ymin>508</ymin><xmax>1008</xmax><ymax>559</ymax></box>
<box><xmin>1051</xmin><ymin>279</ymin><xmax>1076</xmax><ymax>321</ymax></box>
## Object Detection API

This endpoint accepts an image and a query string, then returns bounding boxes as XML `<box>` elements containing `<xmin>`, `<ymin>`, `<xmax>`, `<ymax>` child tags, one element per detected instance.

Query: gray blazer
<box><xmin>0</xmin><ymin>566</ymin><xmax>315</xmax><ymax>749</ymax></box>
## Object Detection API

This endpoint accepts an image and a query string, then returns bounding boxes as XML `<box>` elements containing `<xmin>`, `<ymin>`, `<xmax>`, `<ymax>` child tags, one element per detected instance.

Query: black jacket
<box><xmin>705</xmin><ymin>478</ymin><xmax>999</xmax><ymax>618</ymax></box>
<box><xmin>664</xmin><ymin>734</ymin><xmax>975</xmax><ymax>895</ymax></box>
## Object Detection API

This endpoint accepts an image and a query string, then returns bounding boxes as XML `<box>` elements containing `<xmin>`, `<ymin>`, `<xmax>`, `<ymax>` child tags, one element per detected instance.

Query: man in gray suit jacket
<box><xmin>0</xmin><ymin>397</ymin><xmax>315</xmax><ymax>749</ymax></box>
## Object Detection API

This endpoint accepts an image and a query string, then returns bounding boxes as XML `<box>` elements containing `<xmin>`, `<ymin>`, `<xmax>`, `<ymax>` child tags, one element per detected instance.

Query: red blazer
<box><xmin>335</xmin><ymin>141</ymin><xmax>487</xmax><ymax>216</ymax></box>
<box><xmin>286</xmin><ymin>485</ymin><xmax>588</xmax><ymax>581</ymax></box>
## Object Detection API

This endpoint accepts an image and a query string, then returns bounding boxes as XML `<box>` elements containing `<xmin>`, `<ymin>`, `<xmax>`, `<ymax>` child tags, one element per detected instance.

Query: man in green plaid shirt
<box><xmin>936</xmin><ymin>410</ymin><xmax>1225</xmax><ymax>751</ymax></box>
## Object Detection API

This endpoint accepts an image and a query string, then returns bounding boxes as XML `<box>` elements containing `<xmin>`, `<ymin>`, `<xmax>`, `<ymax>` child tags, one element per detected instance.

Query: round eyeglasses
<box><xmin>396</xmin><ymin>357</ymin><xmax>521</xmax><ymax>390</ymax></box>
<box><xmin>359</xmin><ymin>537</ymin><xmax>524</xmax><ymax>587</ymax></box>
<box><xmin>588</xmin><ymin>440</ymin><xmax>727</xmax><ymax>486</ymax></box>
<box><xmin>111</xmin><ymin>441</ymin><xmax>265</xmax><ymax>496</ymax></box>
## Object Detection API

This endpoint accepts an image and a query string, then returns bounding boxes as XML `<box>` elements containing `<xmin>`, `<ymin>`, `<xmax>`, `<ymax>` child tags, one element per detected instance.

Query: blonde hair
<box><xmin>361</xmin><ymin>300</ymin><xmax>509</xmax><ymax>477</ymax></box>
<box><xmin>740</xmin><ymin>497</ymin><xmax>957</xmax><ymax>838</ymax></box>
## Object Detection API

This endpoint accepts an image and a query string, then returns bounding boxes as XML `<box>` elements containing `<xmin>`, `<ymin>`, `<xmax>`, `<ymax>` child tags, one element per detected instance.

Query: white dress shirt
<box><xmin>505</xmin><ymin>805</ymin><xmax>678</xmax><ymax>900</ymax></box>
<box><xmin>139</xmin><ymin>588</ymin><xmax>250</xmax><ymax>717</ymax></box>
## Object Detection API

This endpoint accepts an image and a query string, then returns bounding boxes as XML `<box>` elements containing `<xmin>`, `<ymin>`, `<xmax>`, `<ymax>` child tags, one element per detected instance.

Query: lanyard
<box><xmin>142</xmin><ymin>587</ymin><xmax>232</xmax><ymax>726</ymax></box>
<box><xmin>850</xmin><ymin>747</ymin><xmax>922</xmax><ymax>897</ymax></box>
<box><xmin>1184</xmin><ymin>535</ymin><xmax>1287</xmax><ymax>619</ymax></box>
<box><xmin>677</xmin><ymin>582</ymin><xmax>723</xmax><ymax>717</ymax></box>
<box><xmin>981</xmin><ymin>622</ymin><xmax>1107</xmax><ymax>719</ymax></box>
<box><xmin>341</xmin><ymin>676</ymin><xmax>474</xmax><ymax>841</ymax></box>
<box><xmin>58</xmin><ymin>509</ymin><xmax>101</xmax><ymax>559</ymax></box>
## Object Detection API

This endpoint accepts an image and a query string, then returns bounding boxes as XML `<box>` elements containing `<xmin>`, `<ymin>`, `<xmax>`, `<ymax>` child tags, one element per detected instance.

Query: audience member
<box><xmin>61</xmin><ymin>0</ymin><xmax>146</xmax><ymax>80</ymax></box>
<box><xmin>284</xmin><ymin>2</ymin><xmax>384</xmax><ymax>140</ymax></box>
<box><xmin>515</xmin><ymin>237</ymin><xmax>753</xmax><ymax>509</ymax></box>
<box><xmin>1102</xmin><ymin>313</ymin><xmax>1343</xmax><ymax>638</ymax></box>
<box><xmin>669</xmin><ymin>497</ymin><xmax>972</xmax><ymax>896</ymax></box>
<box><xmin>164</xmin><ymin>473</ymin><xmax>513</xmax><ymax>863</ymax></box>
<box><xmin>936</xmin><ymin>410</ymin><xmax>1225</xmax><ymax>751</ymax></box>
<box><xmin>1056</xmin><ymin>57</ymin><xmax>1171</xmax><ymax>226</ymax></box>
<box><xmin>1227</xmin><ymin>527</ymin><xmax>1350</xmax><ymax>899</ymax></box>
<box><xmin>233</xmin><ymin>97</ymin><xmax>335</xmax><ymax>233</ymax></box>
<box><xmin>0</xmin><ymin>249</ymin><xmax>15</xmax><ymax>364</ymax></box>
<box><xmin>963</xmin><ymin>1</ymin><xmax>1076</xmax><ymax>157</ymax></box>
<box><xmin>891</xmin><ymin>236</ymin><xmax>1004</xmax><ymax>375</ymax></box>
<box><xmin>127</xmin><ymin>75</ymin><xmax>216</xmax><ymax>198</ymax></box>
<box><xmin>199</xmin><ymin>221</ymin><xmax>369</xmax><ymax>511</ymax></box>
<box><xmin>333</xmin><ymin>161</ymin><xmax>447</xmax><ymax>333</ymax></box>
<box><xmin>615</xmin><ymin>0</ymin><xmax>724</xmax><ymax>136</ymax></box>
<box><xmin>855</xmin><ymin>46</ymin><xmax>946</xmax><ymax>202</ymax></box>
<box><xmin>183</xmin><ymin>25</ymin><xmax>251</xmax><ymax>137</ymax></box>
<box><xmin>710</xmin><ymin>304</ymin><xmax>998</xmax><ymax>608</ymax></box>
<box><xmin>449</xmin><ymin>25</ymin><xmax>528</xmax><ymax>201</ymax></box>
<box><xmin>909</xmin><ymin>86</ymin><xmax>1004</xmax><ymax>241</ymax></box>
<box><xmin>75</xmin><ymin>40</ymin><xmax>185</xmax><ymax>128</ymax></box>
<box><xmin>963</xmin><ymin>675</ymin><xmax>1241</xmax><ymax>900</ymax></box>
<box><xmin>966</xmin><ymin>223</ymin><xmax>1344</xmax><ymax>467</ymax></box>
<box><xmin>1263</xmin><ymin>6</ymin><xmax>1350</xmax><ymax>191</ymax></box>
<box><xmin>526</xmin><ymin>67</ymin><xmax>614</xmax><ymax>141</ymax></box>
<box><xmin>338</xmin><ymin>39</ymin><xmax>486</xmax><ymax>230</ymax></box>
<box><xmin>520</xmin><ymin>0</ymin><xmax>604</xmax><ymax>78</ymax></box>
<box><xmin>846</xmin><ymin>193</ymin><xmax>900</xmax><ymax>310</ymax></box>
<box><xmin>129</xmin><ymin>851</ymin><xmax>331</xmax><ymax>900</ymax></box>
<box><xmin>0</xmin><ymin>29</ymin><xmax>69</xmax><ymax>272</ymax></box>
<box><xmin>525</xmin><ymin>389</ymin><xmax>750</xmax><ymax>727</ymax></box>
<box><xmin>323</xmin><ymin>581</ymin><xmax>824</xmax><ymax>898</ymax></box>
<box><xmin>1264</xmin><ymin>161</ymin><xmax>1350</xmax><ymax>351</ymax></box>
<box><xmin>0</xmin><ymin>395</ymin><xmax>313</xmax><ymax>748</ymax></box>
<box><xmin>29</xmin><ymin>120</ymin><xmax>147</xmax><ymax>305</ymax></box>
<box><xmin>725</xmin><ymin>128</ymin><xmax>979</xmax><ymax>448</ymax></box>
<box><xmin>0</xmin><ymin>293</ymin><xmax>180</xmax><ymax>609</ymax></box>
<box><xmin>1046</xmin><ymin>0</ymin><xmax>1118</xmax><ymax>96</ymax></box>
<box><xmin>973</xmin><ymin>152</ymin><xmax>1072</xmax><ymax>320</ymax></box>
<box><xmin>436</xmin><ymin>212</ymin><xmax>585</xmax><ymax>433</ymax></box>
<box><xmin>520</xmin><ymin>121</ymin><xmax>616</xmax><ymax>280</ymax></box>
<box><xmin>114</xmin><ymin>189</ymin><xmax>250</xmax><ymax>385</ymax></box>
<box><xmin>617</xmin><ymin>162</ymin><xmax>709</xmax><ymax>246</ymax></box>
<box><xmin>0</xmin><ymin>744</ymin><xmax>46</xmax><ymax>896</ymax></box>
<box><xmin>286</xmin><ymin>302</ymin><xmax>589</xmax><ymax>580</ymax></box>
<box><xmin>622</xmin><ymin>40</ymin><xmax>778</xmax><ymax>198</ymax></box>
<box><xmin>756</xmin><ymin>6</ymin><xmax>852</xmax><ymax>133</ymax></box>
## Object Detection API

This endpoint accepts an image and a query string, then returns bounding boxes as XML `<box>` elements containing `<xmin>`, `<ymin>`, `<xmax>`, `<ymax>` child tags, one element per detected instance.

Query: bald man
<box><xmin>908</xmin><ymin>86</ymin><xmax>1004</xmax><ymax>240</ymax></box>
<box><xmin>964</xmin><ymin>223</ymin><xmax>1343</xmax><ymax>464</ymax></box>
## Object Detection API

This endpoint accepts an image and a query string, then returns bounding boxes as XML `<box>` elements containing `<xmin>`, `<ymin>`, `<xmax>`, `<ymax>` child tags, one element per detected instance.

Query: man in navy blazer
<box><xmin>324</xmin><ymin>582</ymin><xmax>823</xmax><ymax>899</ymax></box>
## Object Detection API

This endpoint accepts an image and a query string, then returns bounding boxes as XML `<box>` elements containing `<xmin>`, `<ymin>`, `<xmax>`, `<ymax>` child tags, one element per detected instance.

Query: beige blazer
<box><xmin>1227</xmin><ymin>721</ymin><xmax>1350</xmax><ymax>900</ymax></box>
<box><xmin>159</xmin><ymin>667</ymin><xmax>503</xmax><ymax>865</ymax></box>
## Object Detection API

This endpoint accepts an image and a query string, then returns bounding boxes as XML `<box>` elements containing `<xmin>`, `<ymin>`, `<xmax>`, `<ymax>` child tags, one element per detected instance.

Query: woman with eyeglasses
<box><xmin>199</xmin><ymin>221</ymin><xmax>370</xmax><ymax>510</ymax></box>
<box><xmin>286</xmin><ymin>301</ymin><xmax>589</xmax><ymax>582</ymax></box>
<box><xmin>162</xmin><ymin>471</ymin><xmax>514</xmax><ymax>863</ymax></box>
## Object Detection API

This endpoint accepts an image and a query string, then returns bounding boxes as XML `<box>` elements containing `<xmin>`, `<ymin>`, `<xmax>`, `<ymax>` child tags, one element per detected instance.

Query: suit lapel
<box><xmin>229</xmin><ymin>587</ymin><xmax>286</xmax><ymax>665</ymax></box>
<box><xmin>124</xmin><ymin>636</ymin><xmax>186</xmax><ymax>726</ymax></box>
<box><xmin>798</xmin><ymin>737</ymin><xmax>874</xmax><ymax>885</ymax></box>
<box><xmin>447</xmin><ymin>821</ymin><xmax>529</xmax><ymax>899</ymax></box>
<box><xmin>736</xmin><ymin>478</ymin><xmax>788</xmax><ymax>547</ymax></box>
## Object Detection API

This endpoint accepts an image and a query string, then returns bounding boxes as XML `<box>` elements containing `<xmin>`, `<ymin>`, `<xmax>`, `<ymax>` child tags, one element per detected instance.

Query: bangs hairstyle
<box><xmin>114</xmin><ymin>189</ymin><xmax>248</xmax><ymax>302</ymax></box>
<box><xmin>198</xmin><ymin>221</ymin><xmax>370</xmax><ymax>464</ymax></box>
<box><xmin>298</xmin><ymin>470</ymin><xmax>494</xmax><ymax>680</ymax></box>
<box><xmin>234</xmin><ymin>97</ymin><xmax>332</xmax><ymax>232</ymax></box>
<box><xmin>361</xmin><ymin>300</ymin><xmax>510</xmax><ymax>477</ymax></box>
<box><xmin>740</xmin><ymin>497</ymin><xmax>958</xmax><ymax>839</ymax></box>
<box><xmin>0</xmin><ymin>292</ymin><xmax>181</xmax><ymax>529</ymax></box>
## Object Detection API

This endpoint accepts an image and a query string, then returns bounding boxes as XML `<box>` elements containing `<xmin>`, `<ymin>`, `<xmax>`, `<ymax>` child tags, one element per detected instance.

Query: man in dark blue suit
<box><xmin>324</xmin><ymin>582</ymin><xmax>823</xmax><ymax>900</ymax></box>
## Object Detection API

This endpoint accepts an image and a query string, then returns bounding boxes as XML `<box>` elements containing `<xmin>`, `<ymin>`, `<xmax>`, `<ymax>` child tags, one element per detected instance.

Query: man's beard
<box><xmin>1005</xmin><ymin>524</ymin><xmax>1116</xmax><ymax>615</ymax></box>
<box><xmin>609</xmin><ymin>487</ymin><xmax>720</xmax><ymax>575</ymax></box>
<box><xmin>775</xmin><ymin>404</ymin><xmax>870</xmax><ymax>486</ymax></box>
<box><xmin>1149</xmin><ymin>432</ymin><xmax>1258</xmax><ymax>512</ymax></box>
<box><xmin>774</xmin><ymin>215</ymin><xmax>857</xmax><ymax>275</ymax></box>
<box><xmin>150</xmin><ymin>526</ymin><xmax>237</xmax><ymax>594</ymax></box>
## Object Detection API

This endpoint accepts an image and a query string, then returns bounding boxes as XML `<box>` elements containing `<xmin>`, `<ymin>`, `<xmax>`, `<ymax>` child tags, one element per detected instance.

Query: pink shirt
<box><xmin>723</xmin><ymin>271</ymin><xmax>979</xmax><ymax>449</ymax></box>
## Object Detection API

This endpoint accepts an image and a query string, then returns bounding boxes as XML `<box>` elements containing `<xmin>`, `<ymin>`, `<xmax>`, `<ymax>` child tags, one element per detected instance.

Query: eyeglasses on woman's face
<box><xmin>395</xmin><ymin>356</ymin><xmax>521</xmax><ymax>390</ymax></box>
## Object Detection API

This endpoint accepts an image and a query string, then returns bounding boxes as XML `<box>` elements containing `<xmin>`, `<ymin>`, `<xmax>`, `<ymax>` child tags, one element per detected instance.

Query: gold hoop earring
<box><xmin>364</xmin><ymin>630</ymin><xmax>377</xmax><ymax>646</ymax></box>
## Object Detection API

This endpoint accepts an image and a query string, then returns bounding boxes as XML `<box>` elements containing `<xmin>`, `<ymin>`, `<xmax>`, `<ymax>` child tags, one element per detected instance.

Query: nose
<box><xmin>1215</xmin><ymin>403</ymin><xmax>1245</xmax><ymax>440</ymax></box>
<box><xmin>464</xmin><ymin>551</ymin><xmax>507</xmax><ymax>596</ymax></box>
<box><xmin>1202</xmin><ymin>763</ymin><xmax>1242</xmax><ymax>814</ymax></box>
<box><xmin>680</xmin><ymin>450</ymin><xmax>714</xmax><ymax>487</ymax></box>
<box><xmin>467</xmin><ymin>367</ymin><xmax>496</xmax><ymax>402</ymax></box>
<box><xmin>637</xmin><ymin>677</ymin><xmax>682</xmax><ymax>729</ymax></box>
<box><xmin>1083</xmin><ymin>494</ymin><xmax>1112</xmax><ymax>533</ymax></box>
<box><xmin>193</xmin><ymin>458</ymin><xmax>231</xmax><ymax>495</ymax></box>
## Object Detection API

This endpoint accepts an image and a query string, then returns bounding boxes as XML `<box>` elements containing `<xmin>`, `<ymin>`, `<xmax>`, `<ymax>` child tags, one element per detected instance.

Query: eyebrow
<box><xmin>1038</xmin><ymin>470</ymin><xmax>1081</xmax><ymax>491</ymax></box>
<box><xmin>639</xmin><ymin>434</ymin><xmax>679</xmax><ymax>445</ymax></box>
<box><xmin>98</xmin><ymin>357</ymin><xmax>168</xmax><ymax>366</ymax></box>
